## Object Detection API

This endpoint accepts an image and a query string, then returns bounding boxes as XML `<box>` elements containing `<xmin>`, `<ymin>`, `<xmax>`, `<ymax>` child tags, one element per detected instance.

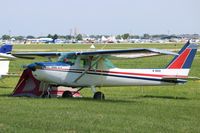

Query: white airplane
<box><xmin>0</xmin><ymin>44</ymin><xmax>15</xmax><ymax>79</ymax></box>
<box><xmin>14</xmin><ymin>41</ymin><xmax>198</xmax><ymax>99</ymax></box>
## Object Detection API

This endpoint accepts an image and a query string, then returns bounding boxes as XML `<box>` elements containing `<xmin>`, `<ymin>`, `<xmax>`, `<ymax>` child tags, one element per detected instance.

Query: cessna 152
<box><xmin>14</xmin><ymin>41</ymin><xmax>198</xmax><ymax>100</ymax></box>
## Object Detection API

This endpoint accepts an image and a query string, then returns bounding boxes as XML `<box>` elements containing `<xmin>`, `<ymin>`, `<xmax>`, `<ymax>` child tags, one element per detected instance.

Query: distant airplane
<box><xmin>0</xmin><ymin>44</ymin><xmax>15</xmax><ymax>60</ymax></box>
<box><xmin>0</xmin><ymin>44</ymin><xmax>15</xmax><ymax>79</ymax></box>
<box><xmin>13</xmin><ymin>41</ymin><xmax>198</xmax><ymax>100</ymax></box>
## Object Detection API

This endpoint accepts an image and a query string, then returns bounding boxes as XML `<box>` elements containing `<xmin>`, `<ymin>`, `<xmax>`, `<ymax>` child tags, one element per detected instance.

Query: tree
<box><xmin>27</xmin><ymin>35</ymin><xmax>35</xmax><ymax>39</ymax></box>
<box><xmin>129</xmin><ymin>35</ymin><xmax>140</xmax><ymax>39</ymax></box>
<box><xmin>47</xmin><ymin>34</ymin><xmax>53</xmax><ymax>38</ymax></box>
<box><xmin>89</xmin><ymin>35</ymin><xmax>96</xmax><ymax>39</ymax></box>
<box><xmin>59</xmin><ymin>35</ymin><xmax>66</xmax><ymax>39</ymax></box>
<box><xmin>76</xmin><ymin>34</ymin><xmax>83</xmax><ymax>41</ymax></box>
<box><xmin>2</xmin><ymin>35</ymin><xmax>11</xmax><ymax>40</ymax></box>
<box><xmin>122</xmin><ymin>33</ymin><xmax>130</xmax><ymax>40</ymax></box>
<box><xmin>14</xmin><ymin>36</ymin><xmax>24</xmax><ymax>40</ymax></box>
<box><xmin>65</xmin><ymin>35</ymin><xmax>72</xmax><ymax>40</ymax></box>
<box><xmin>116</xmin><ymin>35</ymin><xmax>122</xmax><ymax>39</ymax></box>
<box><xmin>52</xmin><ymin>34</ymin><xmax>58</xmax><ymax>40</ymax></box>
<box><xmin>143</xmin><ymin>34</ymin><xmax>151</xmax><ymax>39</ymax></box>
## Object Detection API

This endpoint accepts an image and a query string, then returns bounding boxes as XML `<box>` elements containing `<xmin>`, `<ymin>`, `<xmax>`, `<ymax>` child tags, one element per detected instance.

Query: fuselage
<box><xmin>31</xmin><ymin>62</ymin><xmax>187</xmax><ymax>87</ymax></box>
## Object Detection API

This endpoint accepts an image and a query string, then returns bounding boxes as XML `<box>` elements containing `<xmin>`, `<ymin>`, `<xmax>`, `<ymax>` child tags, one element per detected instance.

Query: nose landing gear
<box><xmin>62</xmin><ymin>91</ymin><xmax>73</xmax><ymax>98</ymax></box>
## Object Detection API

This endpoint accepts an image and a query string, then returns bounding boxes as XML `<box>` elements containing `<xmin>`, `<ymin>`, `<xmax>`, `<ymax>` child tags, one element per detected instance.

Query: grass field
<box><xmin>0</xmin><ymin>43</ymin><xmax>200</xmax><ymax>133</ymax></box>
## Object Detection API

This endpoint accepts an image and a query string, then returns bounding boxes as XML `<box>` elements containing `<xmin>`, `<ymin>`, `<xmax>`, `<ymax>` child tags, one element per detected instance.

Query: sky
<box><xmin>0</xmin><ymin>0</ymin><xmax>200</xmax><ymax>36</ymax></box>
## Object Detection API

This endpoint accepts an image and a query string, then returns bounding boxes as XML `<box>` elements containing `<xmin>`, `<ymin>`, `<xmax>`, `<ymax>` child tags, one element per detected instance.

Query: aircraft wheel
<box><xmin>41</xmin><ymin>92</ymin><xmax>51</xmax><ymax>98</ymax></box>
<box><xmin>62</xmin><ymin>91</ymin><xmax>73</xmax><ymax>98</ymax></box>
<box><xmin>93</xmin><ymin>91</ymin><xmax>105</xmax><ymax>100</ymax></box>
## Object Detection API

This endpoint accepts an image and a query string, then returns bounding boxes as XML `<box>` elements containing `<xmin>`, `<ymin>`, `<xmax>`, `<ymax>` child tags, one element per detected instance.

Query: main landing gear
<box><xmin>91</xmin><ymin>86</ymin><xmax>105</xmax><ymax>100</ymax></box>
<box><xmin>93</xmin><ymin>91</ymin><xmax>105</xmax><ymax>100</ymax></box>
<box><xmin>61</xmin><ymin>86</ymin><xmax>105</xmax><ymax>100</ymax></box>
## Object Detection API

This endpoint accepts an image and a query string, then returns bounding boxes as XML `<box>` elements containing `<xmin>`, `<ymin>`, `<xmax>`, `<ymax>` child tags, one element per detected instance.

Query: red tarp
<box><xmin>12</xmin><ymin>69</ymin><xmax>81</xmax><ymax>97</ymax></box>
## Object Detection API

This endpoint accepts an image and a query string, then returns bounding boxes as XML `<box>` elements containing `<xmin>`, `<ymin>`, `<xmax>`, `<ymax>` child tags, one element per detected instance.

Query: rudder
<box><xmin>0</xmin><ymin>44</ymin><xmax>13</xmax><ymax>54</ymax></box>
<box><xmin>166</xmin><ymin>41</ymin><xmax>198</xmax><ymax>69</ymax></box>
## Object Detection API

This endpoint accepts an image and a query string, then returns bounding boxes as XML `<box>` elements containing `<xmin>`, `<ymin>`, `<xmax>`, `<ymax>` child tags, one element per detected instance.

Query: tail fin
<box><xmin>0</xmin><ymin>44</ymin><xmax>13</xmax><ymax>76</ymax></box>
<box><xmin>0</xmin><ymin>44</ymin><xmax>13</xmax><ymax>54</ymax></box>
<box><xmin>0</xmin><ymin>44</ymin><xmax>15</xmax><ymax>60</ymax></box>
<box><xmin>166</xmin><ymin>41</ymin><xmax>198</xmax><ymax>69</ymax></box>
<box><xmin>0</xmin><ymin>61</ymin><xmax>10</xmax><ymax>76</ymax></box>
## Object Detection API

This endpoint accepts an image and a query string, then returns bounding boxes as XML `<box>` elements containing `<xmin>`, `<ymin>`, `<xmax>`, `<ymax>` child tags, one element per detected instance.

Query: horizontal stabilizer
<box><xmin>162</xmin><ymin>75</ymin><xmax>187</xmax><ymax>80</ymax></box>
<box><xmin>161</xmin><ymin>76</ymin><xmax>200</xmax><ymax>82</ymax></box>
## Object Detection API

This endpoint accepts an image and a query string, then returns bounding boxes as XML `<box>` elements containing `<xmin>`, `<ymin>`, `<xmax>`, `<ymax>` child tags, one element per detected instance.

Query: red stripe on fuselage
<box><xmin>167</xmin><ymin>48</ymin><xmax>191</xmax><ymax>69</ymax></box>
<box><xmin>95</xmin><ymin>70</ymin><xmax>187</xmax><ymax>78</ymax></box>
<box><xmin>43</xmin><ymin>67</ymin><xmax>187</xmax><ymax>79</ymax></box>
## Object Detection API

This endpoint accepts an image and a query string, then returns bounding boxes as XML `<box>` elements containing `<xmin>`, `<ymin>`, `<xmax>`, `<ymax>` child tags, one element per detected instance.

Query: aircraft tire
<box><xmin>41</xmin><ymin>92</ymin><xmax>51</xmax><ymax>98</ymax></box>
<box><xmin>93</xmin><ymin>91</ymin><xmax>105</xmax><ymax>100</ymax></box>
<box><xmin>62</xmin><ymin>91</ymin><xmax>73</xmax><ymax>98</ymax></box>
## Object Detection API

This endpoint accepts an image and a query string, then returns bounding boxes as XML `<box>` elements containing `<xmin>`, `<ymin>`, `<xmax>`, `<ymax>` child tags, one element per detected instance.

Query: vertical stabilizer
<box><xmin>166</xmin><ymin>41</ymin><xmax>198</xmax><ymax>69</ymax></box>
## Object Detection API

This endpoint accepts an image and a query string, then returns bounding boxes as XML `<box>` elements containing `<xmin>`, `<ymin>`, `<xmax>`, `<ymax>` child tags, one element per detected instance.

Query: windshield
<box><xmin>58</xmin><ymin>54</ymin><xmax>76</xmax><ymax>65</ymax></box>
<box><xmin>104</xmin><ymin>58</ymin><xmax>115</xmax><ymax>69</ymax></box>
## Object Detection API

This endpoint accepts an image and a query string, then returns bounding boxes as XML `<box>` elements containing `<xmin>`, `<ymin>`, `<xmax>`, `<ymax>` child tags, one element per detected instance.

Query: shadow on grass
<box><xmin>0</xmin><ymin>94</ymin><xmax>137</xmax><ymax>104</ymax></box>
<box><xmin>138</xmin><ymin>95</ymin><xmax>188</xmax><ymax>100</ymax></box>
<box><xmin>58</xmin><ymin>97</ymin><xmax>138</xmax><ymax>104</ymax></box>
<box><xmin>0</xmin><ymin>86</ymin><xmax>13</xmax><ymax>89</ymax></box>
<box><xmin>0</xmin><ymin>93</ymin><xmax>189</xmax><ymax>103</ymax></box>
<box><xmin>0</xmin><ymin>94</ymin><xmax>12</xmax><ymax>97</ymax></box>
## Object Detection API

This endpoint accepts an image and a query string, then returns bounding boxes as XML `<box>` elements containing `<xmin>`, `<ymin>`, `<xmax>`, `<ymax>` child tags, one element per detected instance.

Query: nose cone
<box><xmin>27</xmin><ymin>62</ymin><xmax>46</xmax><ymax>71</ymax></box>
<box><xmin>27</xmin><ymin>63</ymin><xmax>37</xmax><ymax>71</ymax></box>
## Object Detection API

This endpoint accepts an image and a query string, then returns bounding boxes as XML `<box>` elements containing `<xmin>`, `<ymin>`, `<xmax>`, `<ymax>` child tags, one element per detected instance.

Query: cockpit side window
<box><xmin>63</xmin><ymin>58</ymin><xmax>75</xmax><ymax>65</ymax></box>
<box><xmin>58</xmin><ymin>54</ymin><xmax>76</xmax><ymax>66</ymax></box>
<box><xmin>80</xmin><ymin>58</ymin><xmax>115</xmax><ymax>70</ymax></box>
<box><xmin>80</xmin><ymin>59</ymin><xmax>91</xmax><ymax>69</ymax></box>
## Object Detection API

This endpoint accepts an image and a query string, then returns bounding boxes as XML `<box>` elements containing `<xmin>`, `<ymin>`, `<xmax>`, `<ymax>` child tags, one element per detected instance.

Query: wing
<box><xmin>75</xmin><ymin>48</ymin><xmax>178</xmax><ymax>59</ymax></box>
<box><xmin>12</xmin><ymin>48</ymin><xmax>178</xmax><ymax>60</ymax></box>
<box><xmin>0</xmin><ymin>53</ymin><xmax>16</xmax><ymax>60</ymax></box>
<box><xmin>12</xmin><ymin>52</ymin><xmax>62</xmax><ymax>59</ymax></box>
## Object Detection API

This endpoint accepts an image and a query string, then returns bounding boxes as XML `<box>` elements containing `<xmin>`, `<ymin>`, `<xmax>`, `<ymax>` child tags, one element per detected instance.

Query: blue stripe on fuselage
<box><xmin>36</xmin><ymin>62</ymin><xmax>72</xmax><ymax>67</ymax></box>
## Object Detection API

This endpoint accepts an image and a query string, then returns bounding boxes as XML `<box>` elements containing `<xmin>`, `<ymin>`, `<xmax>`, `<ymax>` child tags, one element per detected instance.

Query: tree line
<box><xmin>1</xmin><ymin>33</ymin><xmax>193</xmax><ymax>41</ymax></box>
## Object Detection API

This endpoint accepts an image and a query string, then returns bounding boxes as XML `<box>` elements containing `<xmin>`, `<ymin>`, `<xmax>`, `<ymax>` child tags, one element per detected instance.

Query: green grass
<box><xmin>0</xmin><ymin>43</ymin><xmax>200</xmax><ymax>133</ymax></box>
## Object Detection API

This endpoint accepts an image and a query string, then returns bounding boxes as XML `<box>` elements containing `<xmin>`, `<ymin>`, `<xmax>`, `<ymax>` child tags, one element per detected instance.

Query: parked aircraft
<box><xmin>0</xmin><ymin>44</ymin><xmax>15</xmax><ymax>60</ymax></box>
<box><xmin>14</xmin><ymin>41</ymin><xmax>198</xmax><ymax>99</ymax></box>
<box><xmin>0</xmin><ymin>44</ymin><xmax>15</xmax><ymax>79</ymax></box>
